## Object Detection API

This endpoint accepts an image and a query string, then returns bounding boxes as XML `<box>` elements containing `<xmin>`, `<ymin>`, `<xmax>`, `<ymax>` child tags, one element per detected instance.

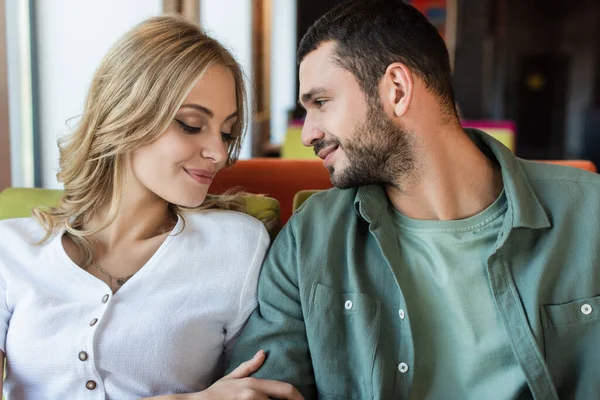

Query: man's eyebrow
<box><xmin>299</xmin><ymin>88</ymin><xmax>329</xmax><ymax>105</ymax></box>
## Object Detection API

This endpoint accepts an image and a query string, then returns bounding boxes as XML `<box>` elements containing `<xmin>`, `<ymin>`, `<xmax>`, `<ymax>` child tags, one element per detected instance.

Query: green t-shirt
<box><xmin>393</xmin><ymin>190</ymin><xmax>529</xmax><ymax>399</ymax></box>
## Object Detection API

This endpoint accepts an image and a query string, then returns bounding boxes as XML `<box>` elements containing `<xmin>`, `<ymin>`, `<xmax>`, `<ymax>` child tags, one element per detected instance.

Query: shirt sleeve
<box><xmin>223</xmin><ymin>223</ymin><xmax>270</xmax><ymax>363</ymax></box>
<box><xmin>225</xmin><ymin>220</ymin><xmax>317</xmax><ymax>399</ymax></box>
<box><xmin>0</xmin><ymin>271</ymin><xmax>11</xmax><ymax>353</ymax></box>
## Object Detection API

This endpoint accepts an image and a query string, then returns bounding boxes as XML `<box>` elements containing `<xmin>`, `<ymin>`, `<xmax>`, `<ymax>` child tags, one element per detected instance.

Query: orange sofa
<box><xmin>537</xmin><ymin>160</ymin><xmax>597</xmax><ymax>172</ymax></box>
<box><xmin>210</xmin><ymin>159</ymin><xmax>332</xmax><ymax>224</ymax></box>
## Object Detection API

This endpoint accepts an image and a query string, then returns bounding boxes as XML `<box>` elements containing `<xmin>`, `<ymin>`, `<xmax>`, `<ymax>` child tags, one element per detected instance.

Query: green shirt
<box><xmin>394</xmin><ymin>190</ymin><xmax>527</xmax><ymax>399</ymax></box>
<box><xmin>228</xmin><ymin>129</ymin><xmax>600</xmax><ymax>400</ymax></box>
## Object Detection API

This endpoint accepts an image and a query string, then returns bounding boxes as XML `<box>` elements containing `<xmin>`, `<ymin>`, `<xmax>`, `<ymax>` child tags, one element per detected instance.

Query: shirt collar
<box><xmin>353</xmin><ymin>128</ymin><xmax>550</xmax><ymax>230</ymax></box>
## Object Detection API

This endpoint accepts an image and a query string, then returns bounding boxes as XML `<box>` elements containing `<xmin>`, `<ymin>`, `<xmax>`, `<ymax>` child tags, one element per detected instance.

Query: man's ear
<box><xmin>382</xmin><ymin>62</ymin><xmax>414</xmax><ymax>117</ymax></box>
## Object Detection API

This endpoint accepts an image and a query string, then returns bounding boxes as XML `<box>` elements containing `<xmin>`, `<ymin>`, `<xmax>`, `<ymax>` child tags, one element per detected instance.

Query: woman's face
<box><xmin>130</xmin><ymin>64</ymin><xmax>239</xmax><ymax>208</ymax></box>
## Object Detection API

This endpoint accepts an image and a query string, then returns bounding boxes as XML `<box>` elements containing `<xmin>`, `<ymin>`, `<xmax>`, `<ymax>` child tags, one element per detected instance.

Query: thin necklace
<box><xmin>88</xmin><ymin>261</ymin><xmax>135</xmax><ymax>287</ymax></box>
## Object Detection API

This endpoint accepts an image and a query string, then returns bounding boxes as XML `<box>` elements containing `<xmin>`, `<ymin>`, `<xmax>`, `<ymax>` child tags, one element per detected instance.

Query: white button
<box><xmin>581</xmin><ymin>304</ymin><xmax>593</xmax><ymax>315</ymax></box>
<box><xmin>344</xmin><ymin>300</ymin><xmax>353</xmax><ymax>310</ymax></box>
<box><xmin>399</xmin><ymin>309</ymin><xmax>405</xmax><ymax>320</ymax></box>
<box><xmin>398</xmin><ymin>362</ymin><xmax>409</xmax><ymax>373</ymax></box>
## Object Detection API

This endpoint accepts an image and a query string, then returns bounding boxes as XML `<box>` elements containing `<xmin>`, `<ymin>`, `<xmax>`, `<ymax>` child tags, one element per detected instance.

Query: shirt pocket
<box><xmin>306</xmin><ymin>283</ymin><xmax>380</xmax><ymax>400</ymax></box>
<box><xmin>540</xmin><ymin>294</ymin><xmax>600</xmax><ymax>397</ymax></box>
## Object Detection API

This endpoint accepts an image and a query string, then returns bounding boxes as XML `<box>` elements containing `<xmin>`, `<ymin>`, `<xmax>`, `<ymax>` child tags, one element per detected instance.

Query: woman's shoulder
<box><xmin>0</xmin><ymin>217</ymin><xmax>47</xmax><ymax>243</ymax></box>
<box><xmin>0</xmin><ymin>217</ymin><xmax>51</xmax><ymax>260</ymax></box>
<box><xmin>178</xmin><ymin>210</ymin><xmax>270</xmax><ymax>267</ymax></box>
<box><xmin>178</xmin><ymin>210</ymin><xmax>270</xmax><ymax>255</ymax></box>
<box><xmin>182</xmin><ymin>209</ymin><xmax>267</xmax><ymax>236</ymax></box>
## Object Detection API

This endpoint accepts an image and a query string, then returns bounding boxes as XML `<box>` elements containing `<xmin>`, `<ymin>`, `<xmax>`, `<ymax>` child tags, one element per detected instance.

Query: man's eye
<box><xmin>315</xmin><ymin>100</ymin><xmax>327</xmax><ymax>109</ymax></box>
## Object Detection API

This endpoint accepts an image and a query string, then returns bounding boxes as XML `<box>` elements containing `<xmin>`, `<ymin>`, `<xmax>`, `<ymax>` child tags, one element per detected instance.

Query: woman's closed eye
<box><xmin>176</xmin><ymin>120</ymin><xmax>234</xmax><ymax>143</ymax></box>
<box><xmin>176</xmin><ymin>119</ymin><xmax>203</xmax><ymax>134</ymax></box>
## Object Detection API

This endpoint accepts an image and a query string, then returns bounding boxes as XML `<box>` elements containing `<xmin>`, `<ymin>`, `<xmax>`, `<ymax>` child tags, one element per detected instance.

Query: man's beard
<box><xmin>315</xmin><ymin>103</ymin><xmax>415</xmax><ymax>190</ymax></box>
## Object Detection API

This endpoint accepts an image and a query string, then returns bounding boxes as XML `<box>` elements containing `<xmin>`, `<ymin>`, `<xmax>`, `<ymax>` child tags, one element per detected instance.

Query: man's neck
<box><xmin>386</xmin><ymin>126</ymin><xmax>504</xmax><ymax>221</ymax></box>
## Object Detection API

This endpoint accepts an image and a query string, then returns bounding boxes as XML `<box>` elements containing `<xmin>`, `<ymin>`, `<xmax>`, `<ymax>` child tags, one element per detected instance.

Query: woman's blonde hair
<box><xmin>33</xmin><ymin>15</ymin><xmax>256</xmax><ymax>266</ymax></box>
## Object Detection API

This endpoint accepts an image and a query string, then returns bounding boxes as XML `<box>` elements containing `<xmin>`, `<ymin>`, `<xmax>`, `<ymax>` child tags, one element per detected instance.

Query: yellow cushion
<box><xmin>0</xmin><ymin>188</ymin><xmax>281</xmax><ymax>238</ymax></box>
<box><xmin>293</xmin><ymin>189</ymin><xmax>321</xmax><ymax>212</ymax></box>
<box><xmin>281</xmin><ymin>126</ymin><xmax>319</xmax><ymax>159</ymax></box>
<box><xmin>0</xmin><ymin>188</ymin><xmax>64</xmax><ymax>220</ymax></box>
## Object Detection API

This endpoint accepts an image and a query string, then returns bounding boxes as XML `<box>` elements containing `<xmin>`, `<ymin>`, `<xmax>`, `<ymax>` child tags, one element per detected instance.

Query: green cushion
<box><xmin>0</xmin><ymin>188</ymin><xmax>63</xmax><ymax>220</ymax></box>
<box><xmin>0</xmin><ymin>188</ymin><xmax>281</xmax><ymax>238</ymax></box>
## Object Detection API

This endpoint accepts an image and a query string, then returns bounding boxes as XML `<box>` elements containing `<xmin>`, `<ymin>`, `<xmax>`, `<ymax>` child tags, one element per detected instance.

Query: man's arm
<box><xmin>226</xmin><ymin>222</ymin><xmax>317</xmax><ymax>399</ymax></box>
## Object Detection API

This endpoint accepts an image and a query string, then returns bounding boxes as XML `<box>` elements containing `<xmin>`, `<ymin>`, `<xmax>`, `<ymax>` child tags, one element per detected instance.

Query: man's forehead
<box><xmin>299</xmin><ymin>42</ymin><xmax>340</xmax><ymax>92</ymax></box>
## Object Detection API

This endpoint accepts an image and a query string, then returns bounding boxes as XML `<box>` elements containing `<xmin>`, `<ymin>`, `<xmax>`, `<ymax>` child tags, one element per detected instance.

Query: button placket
<box><xmin>89</xmin><ymin>293</ymin><xmax>111</xmax><ymax>328</ymax></box>
<box><xmin>79</xmin><ymin>292</ymin><xmax>112</xmax><ymax>397</ymax></box>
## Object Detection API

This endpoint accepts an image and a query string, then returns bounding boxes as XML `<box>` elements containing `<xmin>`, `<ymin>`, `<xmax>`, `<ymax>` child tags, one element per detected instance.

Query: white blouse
<box><xmin>0</xmin><ymin>210</ymin><xmax>269</xmax><ymax>399</ymax></box>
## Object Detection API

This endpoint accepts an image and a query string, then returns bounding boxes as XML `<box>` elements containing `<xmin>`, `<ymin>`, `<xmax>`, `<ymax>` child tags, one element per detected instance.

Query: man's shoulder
<box><xmin>517</xmin><ymin>159</ymin><xmax>600</xmax><ymax>224</ymax></box>
<box><xmin>292</xmin><ymin>187</ymin><xmax>359</xmax><ymax>225</ymax></box>
<box><xmin>519</xmin><ymin>159</ymin><xmax>600</xmax><ymax>198</ymax></box>
<box><xmin>519</xmin><ymin>159</ymin><xmax>600</xmax><ymax>184</ymax></box>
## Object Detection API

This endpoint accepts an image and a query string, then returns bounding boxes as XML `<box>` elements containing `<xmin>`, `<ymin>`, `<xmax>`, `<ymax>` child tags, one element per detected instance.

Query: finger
<box><xmin>225</xmin><ymin>350</ymin><xmax>266</xmax><ymax>379</ymax></box>
<box><xmin>246</xmin><ymin>378</ymin><xmax>304</xmax><ymax>400</ymax></box>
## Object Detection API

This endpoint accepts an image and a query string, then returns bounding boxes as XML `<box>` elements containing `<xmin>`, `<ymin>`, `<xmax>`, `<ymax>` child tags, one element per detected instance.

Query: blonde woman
<box><xmin>0</xmin><ymin>16</ymin><xmax>301</xmax><ymax>400</ymax></box>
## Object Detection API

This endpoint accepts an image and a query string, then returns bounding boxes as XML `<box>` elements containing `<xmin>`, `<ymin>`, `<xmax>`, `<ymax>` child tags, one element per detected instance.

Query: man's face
<box><xmin>299</xmin><ymin>42</ymin><xmax>414</xmax><ymax>189</ymax></box>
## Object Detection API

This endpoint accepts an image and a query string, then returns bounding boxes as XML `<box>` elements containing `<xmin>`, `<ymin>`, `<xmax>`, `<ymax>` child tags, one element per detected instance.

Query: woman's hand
<box><xmin>141</xmin><ymin>350</ymin><xmax>304</xmax><ymax>400</ymax></box>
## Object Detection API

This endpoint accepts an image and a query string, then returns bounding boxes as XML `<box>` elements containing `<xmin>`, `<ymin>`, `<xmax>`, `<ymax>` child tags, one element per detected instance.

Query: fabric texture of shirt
<box><xmin>228</xmin><ymin>129</ymin><xmax>600</xmax><ymax>400</ymax></box>
<box><xmin>0</xmin><ymin>210</ymin><xmax>269</xmax><ymax>399</ymax></box>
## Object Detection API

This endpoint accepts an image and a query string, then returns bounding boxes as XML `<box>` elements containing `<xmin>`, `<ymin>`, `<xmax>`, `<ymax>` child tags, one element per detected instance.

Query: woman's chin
<box><xmin>166</xmin><ymin>192</ymin><xmax>208</xmax><ymax>209</ymax></box>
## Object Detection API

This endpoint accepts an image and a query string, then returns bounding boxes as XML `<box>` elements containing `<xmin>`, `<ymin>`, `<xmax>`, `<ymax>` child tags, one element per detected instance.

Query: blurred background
<box><xmin>0</xmin><ymin>0</ymin><xmax>599</xmax><ymax>192</ymax></box>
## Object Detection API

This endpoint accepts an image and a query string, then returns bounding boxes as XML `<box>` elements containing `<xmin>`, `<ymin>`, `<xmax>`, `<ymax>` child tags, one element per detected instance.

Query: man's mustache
<box><xmin>313</xmin><ymin>139</ymin><xmax>341</xmax><ymax>157</ymax></box>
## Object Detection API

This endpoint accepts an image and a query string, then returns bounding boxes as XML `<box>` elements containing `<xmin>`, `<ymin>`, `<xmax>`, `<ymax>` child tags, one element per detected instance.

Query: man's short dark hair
<box><xmin>298</xmin><ymin>0</ymin><xmax>456</xmax><ymax>114</ymax></box>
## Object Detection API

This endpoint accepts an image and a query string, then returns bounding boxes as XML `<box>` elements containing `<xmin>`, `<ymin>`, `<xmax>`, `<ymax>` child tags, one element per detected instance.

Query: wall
<box><xmin>457</xmin><ymin>0</ymin><xmax>600</xmax><ymax>159</ymax></box>
<box><xmin>269</xmin><ymin>0</ymin><xmax>296</xmax><ymax>145</ymax></box>
<box><xmin>452</xmin><ymin>0</ymin><xmax>491</xmax><ymax>118</ymax></box>
<box><xmin>200</xmin><ymin>0</ymin><xmax>253</xmax><ymax>159</ymax></box>
<box><xmin>0</xmin><ymin>0</ymin><xmax>10</xmax><ymax>190</ymax></box>
<box><xmin>34</xmin><ymin>0</ymin><xmax>162</xmax><ymax>189</ymax></box>
<box><xmin>6</xmin><ymin>0</ymin><xmax>34</xmax><ymax>187</ymax></box>
<box><xmin>557</xmin><ymin>0</ymin><xmax>599</xmax><ymax>157</ymax></box>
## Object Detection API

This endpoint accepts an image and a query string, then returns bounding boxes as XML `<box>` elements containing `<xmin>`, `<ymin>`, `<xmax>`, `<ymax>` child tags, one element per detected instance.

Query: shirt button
<box><xmin>581</xmin><ymin>304</ymin><xmax>593</xmax><ymax>315</ymax></box>
<box><xmin>90</xmin><ymin>318</ymin><xmax>98</xmax><ymax>327</ymax></box>
<box><xmin>344</xmin><ymin>300</ymin><xmax>353</xmax><ymax>310</ymax></box>
<box><xmin>78</xmin><ymin>351</ymin><xmax>88</xmax><ymax>361</ymax></box>
<box><xmin>398</xmin><ymin>362</ymin><xmax>409</xmax><ymax>373</ymax></box>
<box><xmin>102</xmin><ymin>294</ymin><xmax>110</xmax><ymax>303</ymax></box>
<box><xmin>399</xmin><ymin>309</ymin><xmax>405</xmax><ymax>320</ymax></box>
<box><xmin>86</xmin><ymin>380</ymin><xmax>97</xmax><ymax>390</ymax></box>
